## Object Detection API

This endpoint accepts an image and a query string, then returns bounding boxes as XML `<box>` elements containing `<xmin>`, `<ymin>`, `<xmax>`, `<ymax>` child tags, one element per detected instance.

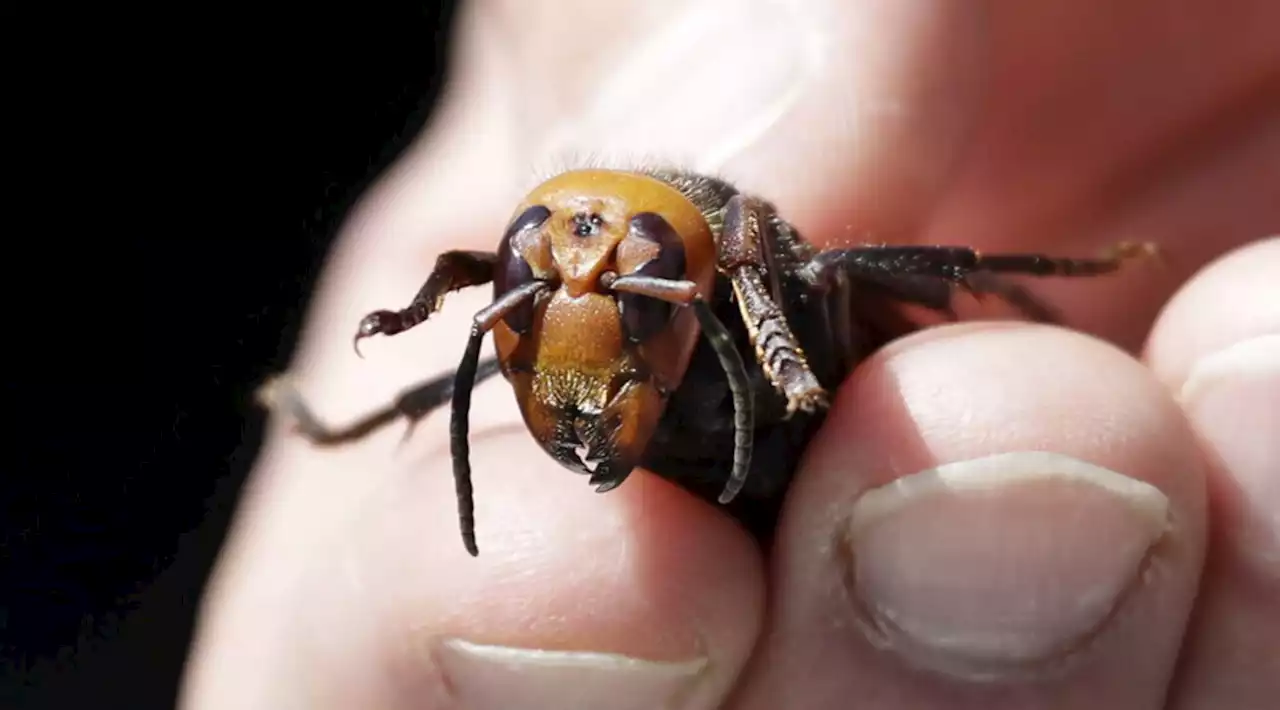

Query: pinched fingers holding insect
<box><xmin>241</xmin><ymin>162</ymin><xmax>1183</xmax><ymax>710</ymax></box>
<box><xmin>236</xmin><ymin>238</ymin><xmax>1276</xmax><ymax>710</ymax></box>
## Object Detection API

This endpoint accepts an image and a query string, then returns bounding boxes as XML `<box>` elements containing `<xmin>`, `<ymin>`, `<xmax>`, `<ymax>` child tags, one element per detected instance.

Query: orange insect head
<box><xmin>488</xmin><ymin>168</ymin><xmax>721</xmax><ymax>488</ymax></box>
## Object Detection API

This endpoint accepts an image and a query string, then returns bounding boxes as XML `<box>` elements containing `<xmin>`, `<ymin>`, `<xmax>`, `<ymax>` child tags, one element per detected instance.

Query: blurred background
<box><xmin>0</xmin><ymin>1</ymin><xmax>462</xmax><ymax>707</ymax></box>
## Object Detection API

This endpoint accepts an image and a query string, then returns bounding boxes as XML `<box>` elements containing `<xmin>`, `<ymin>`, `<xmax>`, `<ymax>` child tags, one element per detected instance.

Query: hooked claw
<box><xmin>351</xmin><ymin>310</ymin><xmax>398</xmax><ymax>359</ymax></box>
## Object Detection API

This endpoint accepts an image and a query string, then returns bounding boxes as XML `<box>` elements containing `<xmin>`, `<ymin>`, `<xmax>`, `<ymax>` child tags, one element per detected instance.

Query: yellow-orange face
<box><xmin>488</xmin><ymin>169</ymin><xmax>718</xmax><ymax>485</ymax></box>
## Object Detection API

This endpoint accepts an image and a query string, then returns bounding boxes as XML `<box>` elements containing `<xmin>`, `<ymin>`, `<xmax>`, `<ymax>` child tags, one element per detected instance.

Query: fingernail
<box><xmin>435</xmin><ymin>638</ymin><xmax>709</xmax><ymax>710</ymax></box>
<box><xmin>843</xmin><ymin>452</ymin><xmax>1171</xmax><ymax>679</ymax></box>
<box><xmin>1182</xmin><ymin>334</ymin><xmax>1280</xmax><ymax>577</ymax></box>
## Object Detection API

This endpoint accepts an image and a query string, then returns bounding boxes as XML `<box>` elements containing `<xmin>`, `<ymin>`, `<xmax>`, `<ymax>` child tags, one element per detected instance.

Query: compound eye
<box><xmin>619</xmin><ymin>212</ymin><xmax>687</xmax><ymax>343</ymax></box>
<box><xmin>494</xmin><ymin>204</ymin><xmax>551</xmax><ymax>333</ymax></box>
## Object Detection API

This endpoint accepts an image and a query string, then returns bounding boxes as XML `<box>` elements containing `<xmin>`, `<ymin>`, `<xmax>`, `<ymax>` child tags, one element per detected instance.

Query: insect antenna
<box><xmin>451</xmin><ymin>280</ymin><xmax>548</xmax><ymax>556</ymax></box>
<box><xmin>605</xmin><ymin>274</ymin><xmax>755</xmax><ymax>506</ymax></box>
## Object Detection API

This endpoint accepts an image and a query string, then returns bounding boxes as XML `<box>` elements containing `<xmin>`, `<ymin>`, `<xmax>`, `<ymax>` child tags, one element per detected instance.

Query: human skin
<box><xmin>181</xmin><ymin>1</ymin><xmax>1280</xmax><ymax>708</ymax></box>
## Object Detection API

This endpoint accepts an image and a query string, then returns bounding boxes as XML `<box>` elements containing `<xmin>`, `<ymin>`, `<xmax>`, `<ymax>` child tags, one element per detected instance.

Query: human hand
<box><xmin>182</xmin><ymin>1</ymin><xmax>1279</xmax><ymax>708</ymax></box>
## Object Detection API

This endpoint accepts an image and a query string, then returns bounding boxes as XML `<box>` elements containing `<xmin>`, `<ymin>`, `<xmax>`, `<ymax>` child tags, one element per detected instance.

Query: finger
<box><xmin>729</xmin><ymin>322</ymin><xmax>1207</xmax><ymax>710</ymax></box>
<box><xmin>917</xmin><ymin>5</ymin><xmax>1280</xmax><ymax>350</ymax></box>
<box><xmin>1143</xmin><ymin>236</ymin><xmax>1280</xmax><ymax>708</ymax></box>
<box><xmin>184</xmin><ymin>389</ymin><xmax>765</xmax><ymax>710</ymax></box>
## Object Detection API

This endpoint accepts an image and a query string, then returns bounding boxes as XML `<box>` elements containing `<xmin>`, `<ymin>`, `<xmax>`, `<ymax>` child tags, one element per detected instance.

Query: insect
<box><xmin>260</xmin><ymin>166</ymin><xmax>1154</xmax><ymax>556</ymax></box>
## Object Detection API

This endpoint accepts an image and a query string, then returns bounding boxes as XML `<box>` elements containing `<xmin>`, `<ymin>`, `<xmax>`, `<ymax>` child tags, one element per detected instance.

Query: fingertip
<box><xmin>1141</xmin><ymin>235</ymin><xmax>1280</xmax><ymax>708</ymax></box>
<box><xmin>737</xmin><ymin>322</ymin><xmax>1207</xmax><ymax>709</ymax></box>
<box><xmin>283</xmin><ymin>427</ymin><xmax>765</xmax><ymax>710</ymax></box>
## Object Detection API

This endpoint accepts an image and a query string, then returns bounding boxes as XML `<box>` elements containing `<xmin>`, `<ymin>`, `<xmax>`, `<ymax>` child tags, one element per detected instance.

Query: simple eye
<box><xmin>572</xmin><ymin>212</ymin><xmax>605</xmax><ymax>237</ymax></box>
<box><xmin>494</xmin><ymin>204</ymin><xmax>550</xmax><ymax>333</ymax></box>
<box><xmin>619</xmin><ymin>212</ymin><xmax>687</xmax><ymax>343</ymax></box>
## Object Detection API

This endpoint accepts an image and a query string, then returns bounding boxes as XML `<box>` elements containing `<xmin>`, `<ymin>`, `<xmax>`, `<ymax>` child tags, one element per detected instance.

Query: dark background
<box><xmin>1</xmin><ymin>2</ymin><xmax>462</xmax><ymax>707</ymax></box>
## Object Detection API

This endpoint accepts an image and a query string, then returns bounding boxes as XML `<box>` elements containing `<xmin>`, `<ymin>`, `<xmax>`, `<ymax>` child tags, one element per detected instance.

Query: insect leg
<box><xmin>956</xmin><ymin>272</ymin><xmax>1061</xmax><ymax>322</ymax></box>
<box><xmin>804</xmin><ymin>242</ymin><xmax>1156</xmax><ymax>321</ymax></box>
<box><xmin>718</xmin><ymin>194</ymin><xmax>829</xmax><ymax>415</ymax></box>
<box><xmin>256</xmin><ymin>356</ymin><xmax>503</xmax><ymax>445</ymax></box>
<box><xmin>451</xmin><ymin>280</ymin><xmax>548</xmax><ymax>557</ymax></box>
<box><xmin>353</xmin><ymin>250</ymin><xmax>498</xmax><ymax>355</ymax></box>
<box><xmin>606</xmin><ymin>274</ymin><xmax>755</xmax><ymax>505</ymax></box>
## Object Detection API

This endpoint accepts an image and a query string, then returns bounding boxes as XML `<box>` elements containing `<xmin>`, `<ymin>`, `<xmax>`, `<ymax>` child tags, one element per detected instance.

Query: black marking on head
<box><xmin>494</xmin><ymin>204</ymin><xmax>551</xmax><ymax>333</ymax></box>
<box><xmin>618</xmin><ymin>212</ymin><xmax>687</xmax><ymax>343</ymax></box>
